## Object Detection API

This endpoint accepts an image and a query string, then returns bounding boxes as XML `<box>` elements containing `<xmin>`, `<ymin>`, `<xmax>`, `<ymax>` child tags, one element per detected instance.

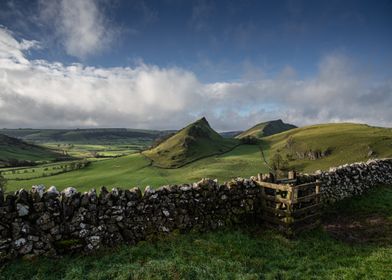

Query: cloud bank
<box><xmin>0</xmin><ymin>27</ymin><xmax>391</xmax><ymax>130</ymax></box>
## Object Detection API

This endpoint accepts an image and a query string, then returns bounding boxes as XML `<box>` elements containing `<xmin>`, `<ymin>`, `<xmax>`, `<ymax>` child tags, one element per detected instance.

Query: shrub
<box><xmin>286</xmin><ymin>153</ymin><xmax>294</xmax><ymax>161</ymax></box>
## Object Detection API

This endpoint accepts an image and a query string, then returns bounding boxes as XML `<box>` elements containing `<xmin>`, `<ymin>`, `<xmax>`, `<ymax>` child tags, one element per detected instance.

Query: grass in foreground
<box><xmin>1</xmin><ymin>185</ymin><xmax>391</xmax><ymax>280</ymax></box>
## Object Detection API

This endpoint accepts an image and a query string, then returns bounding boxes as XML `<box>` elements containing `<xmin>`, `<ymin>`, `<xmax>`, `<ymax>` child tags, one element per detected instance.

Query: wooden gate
<box><xmin>256</xmin><ymin>172</ymin><xmax>321</xmax><ymax>235</ymax></box>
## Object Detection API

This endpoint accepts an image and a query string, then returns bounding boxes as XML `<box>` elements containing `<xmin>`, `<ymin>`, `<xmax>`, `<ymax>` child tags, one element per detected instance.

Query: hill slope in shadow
<box><xmin>237</xmin><ymin>119</ymin><xmax>297</xmax><ymax>139</ymax></box>
<box><xmin>143</xmin><ymin>117</ymin><xmax>239</xmax><ymax>168</ymax></box>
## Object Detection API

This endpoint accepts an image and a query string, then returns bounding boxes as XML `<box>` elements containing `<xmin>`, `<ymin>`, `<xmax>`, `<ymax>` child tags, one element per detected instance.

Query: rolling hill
<box><xmin>0</xmin><ymin>134</ymin><xmax>63</xmax><ymax>167</ymax></box>
<box><xmin>3</xmin><ymin>122</ymin><xmax>392</xmax><ymax>191</ymax></box>
<box><xmin>142</xmin><ymin>117</ymin><xmax>239</xmax><ymax>168</ymax></box>
<box><xmin>237</xmin><ymin>119</ymin><xmax>297</xmax><ymax>139</ymax></box>
<box><xmin>263</xmin><ymin>123</ymin><xmax>392</xmax><ymax>172</ymax></box>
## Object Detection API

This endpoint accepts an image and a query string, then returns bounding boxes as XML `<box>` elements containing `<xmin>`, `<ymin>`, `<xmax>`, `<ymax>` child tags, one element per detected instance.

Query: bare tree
<box><xmin>0</xmin><ymin>173</ymin><xmax>7</xmax><ymax>193</ymax></box>
<box><xmin>270</xmin><ymin>153</ymin><xmax>289</xmax><ymax>176</ymax></box>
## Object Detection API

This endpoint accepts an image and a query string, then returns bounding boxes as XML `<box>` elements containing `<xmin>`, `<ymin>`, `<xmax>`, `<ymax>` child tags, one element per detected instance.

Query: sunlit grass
<box><xmin>5</xmin><ymin>145</ymin><xmax>268</xmax><ymax>192</ymax></box>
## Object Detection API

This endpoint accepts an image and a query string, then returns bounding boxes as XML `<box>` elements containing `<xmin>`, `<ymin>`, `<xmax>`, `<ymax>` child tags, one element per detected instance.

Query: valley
<box><xmin>3</xmin><ymin>145</ymin><xmax>268</xmax><ymax>192</ymax></box>
<box><xmin>1</xmin><ymin>119</ymin><xmax>391</xmax><ymax>193</ymax></box>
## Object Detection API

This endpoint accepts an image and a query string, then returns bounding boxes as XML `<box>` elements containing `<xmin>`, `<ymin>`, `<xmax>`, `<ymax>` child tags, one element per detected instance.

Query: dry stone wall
<box><xmin>0</xmin><ymin>178</ymin><xmax>262</xmax><ymax>261</ymax></box>
<box><xmin>1</xmin><ymin>158</ymin><xmax>392</xmax><ymax>261</ymax></box>
<box><xmin>297</xmin><ymin>159</ymin><xmax>392</xmax><ymax>203</ymax></box>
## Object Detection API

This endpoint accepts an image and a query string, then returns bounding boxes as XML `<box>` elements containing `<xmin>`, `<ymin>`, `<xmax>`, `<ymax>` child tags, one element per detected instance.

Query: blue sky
<box><xmin>0</xmin><ymin>0</ymin><xmax>391</xmax><ymax>130</ymax></box>
<box><xmin>3</xmin><ymin>0</ymin><xmax>392</xmax><ymax>81</ymax></box>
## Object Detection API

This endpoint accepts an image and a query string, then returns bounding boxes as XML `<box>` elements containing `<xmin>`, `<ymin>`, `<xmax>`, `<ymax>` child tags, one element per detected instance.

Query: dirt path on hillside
<box><xmin>323</xmin><ymin>214</ymin><xmax>392</xmax><ymax>245</ymax></box>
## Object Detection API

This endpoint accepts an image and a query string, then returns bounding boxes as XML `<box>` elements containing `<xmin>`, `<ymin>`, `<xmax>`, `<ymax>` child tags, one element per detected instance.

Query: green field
<box><xmin>5</xmin><ymin>145</ymin><xmax>268</xmax><ymax>192</ymax></box>
<box><xmin>0</xmin><ymin>129</ymin><xmax>155</xmax><ymax>168</ymax></box>
<box><xmin>43</xmin><ymin>142</ymin><xmax>148</xmax><ymax>158</ymax></box>
<box><xmin>0</xmin><ymin>160</ymin><xmax>91</xmax><ymax>180</ymax></box>
<box><xmin>2</xmin><ymin>185</ymin><xmax>391</xmax><ymax>279</ymax></box>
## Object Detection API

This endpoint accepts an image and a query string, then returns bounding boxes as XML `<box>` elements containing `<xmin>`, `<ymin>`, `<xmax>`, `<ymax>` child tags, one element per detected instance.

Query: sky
<box><xmin>0</xmin><ymin>0</ymin><xmax>391</xmax><ymax>131</ymax></box>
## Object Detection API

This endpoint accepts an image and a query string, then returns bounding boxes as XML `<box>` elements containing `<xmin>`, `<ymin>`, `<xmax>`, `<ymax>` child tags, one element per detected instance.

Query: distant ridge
<box><xmin>220</xmin><ymin>131</ymin><xmax>243</xmax><ymax>138</ymax></box>
<box><xmin>236</xmin><ymin>119</ymin><xmax>297</xmax><ymax>139</ymax></box>
<box><xmin>0</xmin><ymin>134</ymin><xmax>61</xmax><ymax>167</ymax></box>
<box><xmin>143</xmin><ymin>117</ymin><xmax>239</xmax><ymax>168</ymax></box>
<box><xmin>0</xmin><ymin>128</ymin><xmax>169</xmax><ymax>144</ymax></box>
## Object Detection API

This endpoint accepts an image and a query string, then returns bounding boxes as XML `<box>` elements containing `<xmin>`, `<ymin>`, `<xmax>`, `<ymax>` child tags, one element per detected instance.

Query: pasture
<box><xmin>4</xmin><ymin>145</ymin><xmax>269</xmax><ymax>192</ymax></box>
<box><xmin>43</xmin><ymin>142</ymin><xmax>148</xmax><ymax>159</ymax></box>
<box><xmin>0</xmin><ymin>160</ymin><xmax>90</xmax><ymax>181</ymax></box>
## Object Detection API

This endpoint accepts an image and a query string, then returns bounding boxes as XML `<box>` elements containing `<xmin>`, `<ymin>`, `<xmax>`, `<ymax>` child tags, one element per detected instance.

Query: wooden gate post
<box><xmin>288</xmin><ymin>171</ymin><xmax>297</xmax><ymax>180</ymax></box>
<box><xmin>257</xmin><ymin>177</ymin><xmax>321</xmax><ymax>236</ymax></box>
<box><xmin>262</xmin><ymin>172</ymin><xmax>275</xmax><ymax>183</ymax></box>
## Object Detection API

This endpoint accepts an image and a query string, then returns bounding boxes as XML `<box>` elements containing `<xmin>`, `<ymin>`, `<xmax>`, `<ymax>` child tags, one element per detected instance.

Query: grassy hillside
<box><xmin>264</xmin><ymin>123</ymin><xmax>392</xmax><ymax>172</ymax></box>
<box><xmin>0</xmin><ymin>134</ymin><xmax>62</xmax><ymax>167</ymax></box>
<box><xmin>4</xmin><ymin>122</ymin><xmax>392</xmax><ymax>192</ymax></box>
<box><xmin>237</xmin><ymin>119</ymin><xmax>297</xmax><ymax>139</ymax></box>
<box><xmin>0</xmin><ymin>128</ymin><xmax>170</xmax><ymax>144</ymax></box>
<box><xmin>143</xmin><ymin>117</ymin><xmax>239</xmax><ymax>168</ymax></box>
<box><xmin>5</xmin><ymin>145</ymin><xmax>267</xmax><ymax>192</ymax></box>
<box><xmin>2</xmin><ymin>185</ymin><xmax>392</xmax><ymax>279</ymax></box>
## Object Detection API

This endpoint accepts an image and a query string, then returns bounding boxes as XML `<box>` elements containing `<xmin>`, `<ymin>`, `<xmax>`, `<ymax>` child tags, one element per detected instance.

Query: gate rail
<box><xmin>256</xmin><ymin>172</ymin><xmax>321</xmax><ymax>235</ymax></box>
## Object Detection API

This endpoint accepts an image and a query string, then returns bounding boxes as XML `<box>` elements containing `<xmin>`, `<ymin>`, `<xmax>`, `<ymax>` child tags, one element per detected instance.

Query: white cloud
<box><xmin>0</xmin><ymin>26</ymin><xmax>391</xmax><ymax>130</ymax></box>
<box><xmin>38</xmin><ymin>0</ymin><xmax>115</xmax><ymax>59</ymax></box>
<box><xmin>0</xmin><ymin>28</ymin><xmax>31</xmax><ymax>64</ymax></box>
